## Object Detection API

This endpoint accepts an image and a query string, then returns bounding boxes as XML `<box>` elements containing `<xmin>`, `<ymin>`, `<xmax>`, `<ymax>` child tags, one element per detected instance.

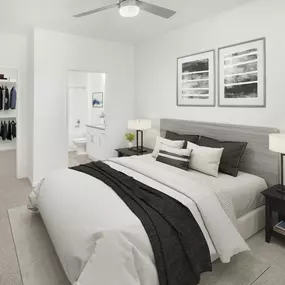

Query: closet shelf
<box><xmin>0</xmin><ymin>80</ymin><xmax>17</xmax><ymax>84</ymax></box>
<box><xmin>0</xmin><ymin>116</ymin><xmax>16</xmax><ymax>119</ymax></box>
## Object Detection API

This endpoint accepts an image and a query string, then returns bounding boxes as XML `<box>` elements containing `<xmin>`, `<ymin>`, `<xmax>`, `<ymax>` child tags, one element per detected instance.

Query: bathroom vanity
<box><xmin>86</xmin><ymin>124</ymin><xmax>109</xmax><ymax>161</ymax></box>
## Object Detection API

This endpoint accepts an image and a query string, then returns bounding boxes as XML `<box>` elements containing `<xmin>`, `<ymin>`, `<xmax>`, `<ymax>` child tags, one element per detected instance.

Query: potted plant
<box><xmin>125</xmin><ymin>133</ymin><xmax>135</xmax><ymax>149</ymax></box>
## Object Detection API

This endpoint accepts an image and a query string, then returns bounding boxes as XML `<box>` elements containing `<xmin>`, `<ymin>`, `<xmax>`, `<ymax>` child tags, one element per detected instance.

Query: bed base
<box><xmin>237</xmin><ymin>205</ymin><xmax>265</xmax><ymax>241</ymax></box>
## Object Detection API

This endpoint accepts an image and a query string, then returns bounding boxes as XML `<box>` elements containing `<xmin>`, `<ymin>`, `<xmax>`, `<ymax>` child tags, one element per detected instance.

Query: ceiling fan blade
<box><xmin>137</xmin><ymin>1</ymin><xmax>176</xmax><ymax>19</ymax></box>
<box><xmin>73</xmin><ymin>3</ymin><xmax>118</xmax><ymax>18</ymax></box>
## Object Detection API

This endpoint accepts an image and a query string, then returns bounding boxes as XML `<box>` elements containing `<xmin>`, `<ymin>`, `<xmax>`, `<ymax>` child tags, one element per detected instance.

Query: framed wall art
<box><xmin>177</xmin><ymin>50</ymin><xmax>215</xmax><ymax>107</ymax></box>
<box><xmin>92</xmin><ymin>92</ymin><xmax>104</xmax><ymax>108</ymax></box>
<box><xmin>218</xmin><ymin>38</ymin><xmax>266</xmax><ymax>107</ymax></box>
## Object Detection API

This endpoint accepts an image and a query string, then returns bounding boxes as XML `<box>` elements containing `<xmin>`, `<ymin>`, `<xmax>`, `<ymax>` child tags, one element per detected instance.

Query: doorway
<box><xmin>67</xmin><ymin>70</ymin><xmax>106</xmax><ymax>167</ymax></box>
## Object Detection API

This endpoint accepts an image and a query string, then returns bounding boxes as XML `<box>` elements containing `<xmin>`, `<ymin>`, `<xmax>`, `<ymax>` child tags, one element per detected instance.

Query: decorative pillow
<box><xmin>156</xmin><ymin>144</ymin><xmax>192</xmax><ymax>170</ymax></box>
<box><xmin>199</xmin><ymin>136</ymin><xmax>247</xmax><ymax>177</ymax></box>
<box><xmin>187</xmin><ymin>141</ymin><xmax>224</xmax><ymax>177</ymax></box>
<box><xmin>152</xmin><ymin>137</ymin><xmax>184</xmax><ymax>158</ymax></box>
<box><xmin>165</xmin><ymin>131</ymin><xmax>199</xmax><ymax>148</ymax></box>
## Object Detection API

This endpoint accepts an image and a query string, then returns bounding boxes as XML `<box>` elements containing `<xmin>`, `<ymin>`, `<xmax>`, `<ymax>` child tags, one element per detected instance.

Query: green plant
<box><xmin>125</xmin><ymin>133</ymin><xmax>135</xmax><ymax>142</ymax></box>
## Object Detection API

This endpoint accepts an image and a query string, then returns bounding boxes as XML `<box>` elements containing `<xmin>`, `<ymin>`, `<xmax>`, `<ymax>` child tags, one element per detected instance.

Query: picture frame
<box><xmin>177</xmin><ymin>49</ymin><xmax>215</xmax><ymax>107</ymax></box>
<box><xmin>218</xmin><ymin>37</ymin><xmax>266</xmax><ymax>107</ymax></box>
<box><xmin>92</xmin><ymin>92</ymin><xmax>104</xmax><ymax>108</ymax></box>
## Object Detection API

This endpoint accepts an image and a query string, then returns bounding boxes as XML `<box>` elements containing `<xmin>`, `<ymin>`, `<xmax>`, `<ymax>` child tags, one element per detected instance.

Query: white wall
<box><xmin>67</xmin><ymin>71</ymin><xmax>89</xmax><ymax>150</ymax></box>
<box><xmin>135</xmin><ymin>0</ymin><xmax>285</xmax><ymax>146</ymax></box>
<box><xmin>33</xmin><ymin>29</ymin><xmax>134</xmax><ymax>184</ymax></box>
<box><xmin>0</xmin><ymin>32</ymin><xmax>29</xmax><ymax>178</ymax></box>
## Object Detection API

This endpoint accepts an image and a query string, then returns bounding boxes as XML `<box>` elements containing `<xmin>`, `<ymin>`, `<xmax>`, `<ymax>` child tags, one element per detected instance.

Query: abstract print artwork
<box><xmin>177</xmin><ymin>50</ymin><xmax>215</xmax><ymax>106</ymax></box>
<box><xmin>92</xmin><ymin>92</ymin><xmax>103</xmax><ymax>108</ymax></box>
<box><xmin>218</xmin><ymin>38</ymin><xmax>266</xmax><ymax>107</ymax></box>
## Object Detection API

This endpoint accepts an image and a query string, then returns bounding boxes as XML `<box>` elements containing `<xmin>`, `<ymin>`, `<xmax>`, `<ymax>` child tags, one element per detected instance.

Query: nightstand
<box><xmin>115</xmin><ymin>147</ymin><xmax>153</xmax><ymax>158</ymax></box>
<box><xmin>262</xmin><ymin>185</ymin><xmax>285</xmax><ymax>243</ymax></box>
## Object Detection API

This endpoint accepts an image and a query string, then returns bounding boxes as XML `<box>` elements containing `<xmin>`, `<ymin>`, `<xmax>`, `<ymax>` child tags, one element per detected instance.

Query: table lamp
<box><xmin>269</xmin><ymin>134</ymin><xmax>285</xmax><ymax>193</ymax></box>
<box><xmin>128</xmin><ymin>119</ymin><xmax>152</xmax><ymax>153</ymax></box>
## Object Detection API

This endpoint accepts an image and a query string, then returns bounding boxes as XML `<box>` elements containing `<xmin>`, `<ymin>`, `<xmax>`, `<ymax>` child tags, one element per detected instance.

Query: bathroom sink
<box><xmin>86</xmin><ymin>124</ymin><xmax>106</xmax><ymax>130</ymax></box>
<box><xmin>94</xmin><ymin>125</ymin><xmax>106</xmax><ymax>130</ymax></box>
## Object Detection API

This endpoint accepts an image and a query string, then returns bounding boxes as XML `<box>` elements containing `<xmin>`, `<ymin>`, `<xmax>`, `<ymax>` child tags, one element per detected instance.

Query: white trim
<box><xmin>224</xmin><ymin>81</ymin><xmax>258</xmax><ymax>87</ymax></box>
<box><xmin>182</xmin><ymin>70</ymin><xmax>209</xmax><ymax>75</ymax></box>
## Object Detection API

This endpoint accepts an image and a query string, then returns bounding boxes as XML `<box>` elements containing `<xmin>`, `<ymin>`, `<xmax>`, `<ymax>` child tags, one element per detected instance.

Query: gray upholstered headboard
<box><xmin>160</xmin><ymin>118</ymin><xmax>280</xmax><ymax>187</ymax></box>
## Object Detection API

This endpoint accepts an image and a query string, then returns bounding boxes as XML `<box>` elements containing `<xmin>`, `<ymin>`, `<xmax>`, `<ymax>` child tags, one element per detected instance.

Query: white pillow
<box><xmin>187</xmin><ymin>141</ymin><xmax>224</xmax><ymax>177</ymax></box>
<box><xmin>152</xmin><ymin>137</ymin><xmax>184</xmax><ymax>158</ymax></box>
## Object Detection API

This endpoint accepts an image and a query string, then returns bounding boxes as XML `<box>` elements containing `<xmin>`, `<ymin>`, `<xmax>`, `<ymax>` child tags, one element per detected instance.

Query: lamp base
<box><xmin>130</xmin><ymin>147</ymin><xmax>148</xmax><ymax>153</ymax></box>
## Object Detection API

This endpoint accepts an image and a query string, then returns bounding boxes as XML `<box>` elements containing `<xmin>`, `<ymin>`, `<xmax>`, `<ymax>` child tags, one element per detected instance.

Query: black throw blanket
<box><xmin>71</xmin><ymin>161</ymin><xmax>212</xmax><ymax>285</ymax></box>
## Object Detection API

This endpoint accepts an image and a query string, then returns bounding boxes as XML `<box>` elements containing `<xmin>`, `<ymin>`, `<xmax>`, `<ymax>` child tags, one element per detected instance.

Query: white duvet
<box><xmin>28</xmin><ymin>156</ymin><xmax>249</xmax><ymax>285</ymax></box>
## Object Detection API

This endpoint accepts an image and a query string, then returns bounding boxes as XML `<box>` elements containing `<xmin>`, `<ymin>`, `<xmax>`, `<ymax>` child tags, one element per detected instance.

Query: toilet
<box><xmin>73</xmin><ymin>137</ymin><xmax>87</xmax><ymax>155</ymax></box>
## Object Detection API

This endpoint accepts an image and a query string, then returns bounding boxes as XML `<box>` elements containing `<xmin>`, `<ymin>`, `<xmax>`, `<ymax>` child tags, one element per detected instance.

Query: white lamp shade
<box><xmin>269</xmin><ymin>134</ymin><xmax>285</xmax><ymax>154</ymax></box>
<box><xmin>128</xmin><ymin>119</ymin><xmax>152</xmax><ymax>131</ymax></box>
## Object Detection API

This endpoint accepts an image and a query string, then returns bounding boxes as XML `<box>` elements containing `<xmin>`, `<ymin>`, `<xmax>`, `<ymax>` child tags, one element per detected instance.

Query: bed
<box><xmin>160</xmin><ymin>118</ymin><xmax>279</xmax><ymax>240</ymax></box>
<box><xmin>28</xmin><ymin>118</ymin><xmax>280</xmax><ymax>285</ymax></box>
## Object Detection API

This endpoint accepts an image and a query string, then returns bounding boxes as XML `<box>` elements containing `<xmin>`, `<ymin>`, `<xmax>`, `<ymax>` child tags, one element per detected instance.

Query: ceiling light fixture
<box><xmin>119</xmin><ymin>0</ymin><xmax>140</xmax><ymax>18</ymax></box>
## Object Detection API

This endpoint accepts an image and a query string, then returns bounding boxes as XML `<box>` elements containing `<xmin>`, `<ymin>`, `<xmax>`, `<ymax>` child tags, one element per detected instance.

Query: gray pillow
<box><xmin>199</xmin><ymin>136</ymin><xmax>247</xmax><ymax>177</ymax></box>
<box><xmin>165</xmin><ymin>131</ymin><xmax>199</xmax><ymax>148</ymax></box>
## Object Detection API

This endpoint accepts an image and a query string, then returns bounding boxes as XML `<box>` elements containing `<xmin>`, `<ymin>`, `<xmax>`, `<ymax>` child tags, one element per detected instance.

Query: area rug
<box><xmin>8</xmin><ymin>205</ymin><xmax>270</xmax><ymax>285</ymax></box>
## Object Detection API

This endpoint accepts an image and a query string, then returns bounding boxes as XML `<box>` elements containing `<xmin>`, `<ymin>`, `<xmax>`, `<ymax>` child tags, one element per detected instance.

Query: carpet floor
<box><xmin>0</xmin><ymin>151</ymin><xmax>32</xmax><ymax>285</ymax></box>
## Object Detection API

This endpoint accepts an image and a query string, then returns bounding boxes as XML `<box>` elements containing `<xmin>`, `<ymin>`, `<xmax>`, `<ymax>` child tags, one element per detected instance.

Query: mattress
<box><xmin>137</xmin><ymin>154</ymin><xmax>267</xmax><ymax>219</ymax></box>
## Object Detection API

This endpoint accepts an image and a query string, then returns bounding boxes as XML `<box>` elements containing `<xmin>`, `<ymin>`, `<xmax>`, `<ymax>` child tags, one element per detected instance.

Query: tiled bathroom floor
<box><xmin>68</xmin><ymin>151</ymin><xmax>92</xmax><ymax>167</ymax></box>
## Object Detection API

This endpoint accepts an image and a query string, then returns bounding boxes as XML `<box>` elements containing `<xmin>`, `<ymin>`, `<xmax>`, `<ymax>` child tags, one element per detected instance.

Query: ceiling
<box><xmin>0</xmin><ymin>0</ymin><xmax>258</xmax><ymax>44</ymax></box>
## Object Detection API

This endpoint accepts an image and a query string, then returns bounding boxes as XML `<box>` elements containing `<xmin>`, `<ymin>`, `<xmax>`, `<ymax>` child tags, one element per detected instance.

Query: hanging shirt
<box><xmin>1</xmin><ymin>121</ymin><xmax>7</xmax><ymax>140</ymax></box>
<box><xmin>11</xmin><ymin>121</ymin><xmax>16</xmax><ymax>138</ymax></box>
<box><xmin>0</xmin><ymin>87</ymin><xmax>3</xmax><ymax>110</ymax></box>
<box><xmin>7</xmin><ymin>121</ymin><xmax>12</xmax><ymax>140</ymax></box>
<box><xmin>0</xmin><ymin>122</ymin><xmax>3</xmax><ymax>139</ymax></box>
<box><xmin>10</xmin><ymin>87</ymin><xmax>17</xmax><ymax>109</ymax></box>
<box><xmin>4</xmin><ymin>87</ymin><xmax>9</xmax><ymax>110</ymax></box>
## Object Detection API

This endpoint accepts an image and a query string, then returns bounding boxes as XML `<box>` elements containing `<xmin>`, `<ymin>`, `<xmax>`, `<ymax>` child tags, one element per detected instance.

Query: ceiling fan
<box><xmin>73</xmin><ymin>0</ymin><xmax>176</xmax><ymax>19</ymax></box>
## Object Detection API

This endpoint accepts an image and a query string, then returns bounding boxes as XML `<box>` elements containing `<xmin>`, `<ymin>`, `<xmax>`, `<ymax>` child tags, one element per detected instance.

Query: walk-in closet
<box><xmin>0</xmin><ymin>67</ymin><xmax>17</xmax><ymax>160</ymax></box>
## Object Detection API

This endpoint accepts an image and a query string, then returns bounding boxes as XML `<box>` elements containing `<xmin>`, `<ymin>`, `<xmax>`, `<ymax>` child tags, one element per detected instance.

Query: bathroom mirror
<box><xmin>67</xmin><ymin>70</ymin><xmax>106</xmax><ymax>166</ymax></box>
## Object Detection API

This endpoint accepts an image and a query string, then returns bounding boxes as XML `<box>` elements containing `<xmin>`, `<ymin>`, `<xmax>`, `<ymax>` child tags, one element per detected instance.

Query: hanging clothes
<box><xmin>4</xmin><ymin>87</ymin><xmax>9</xmax><ymax>110</ymax></box>
<box><xmin>11</xmin><ymin>121</ymin><xmax>16</xmax><ymax>138</ymax></box>
<box><xmin>10</xmin><ymin>87</ymin><xmax>17</xmax><ymax>109</ymax></box>
<box><xmin>1</xmin><ymin>121</ymin><xmax>7</xmax><ymax>140</ymax></box>
<box><xmin>0</xmin><ymin>87</ymin><xmax>3</xmax><ymax>110</ymax></box>
<box><xmin>7</xmin><ymin>121</ymin><xmax>12</xmax><ymax>140</ymax></box>
<box><xmin>0</xmin><ymin>121</ymin><xmax>3</xmax><ymax>139</ymax></box>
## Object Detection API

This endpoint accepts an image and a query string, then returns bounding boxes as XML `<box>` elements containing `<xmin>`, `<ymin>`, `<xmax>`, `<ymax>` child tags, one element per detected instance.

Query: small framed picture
<box><xmin>92</xmin><ymin>92</ymin><xmax>103</xmax><ymax>108</ymax></box>
<box><xmin>177</xmin><ymin>50</ymin><xmax>215</xmax><ymax>107</ymax></box>
<box><xmin>218</xmin><ymin>38</ymin><xmax>266</xmax><ymax>107</ymax></box>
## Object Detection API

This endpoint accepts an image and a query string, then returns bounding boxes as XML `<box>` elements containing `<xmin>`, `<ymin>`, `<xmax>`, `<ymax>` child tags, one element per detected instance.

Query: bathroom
<box><xmin>67</xmin><ymin>70</ymin><xmax>106</xmax><ymax>166</ymax></box>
